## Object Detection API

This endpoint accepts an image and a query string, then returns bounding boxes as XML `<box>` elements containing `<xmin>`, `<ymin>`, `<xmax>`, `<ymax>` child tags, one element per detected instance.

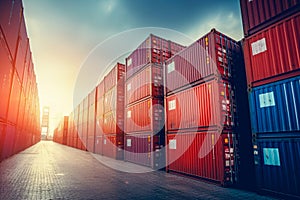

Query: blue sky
<box><xmin>23</xmin><ymin>0</ymin><xmax>243</xmax><ymax>132</ymax></box>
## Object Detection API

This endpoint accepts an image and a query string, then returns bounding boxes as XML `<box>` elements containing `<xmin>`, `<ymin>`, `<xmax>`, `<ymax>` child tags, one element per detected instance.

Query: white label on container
<box><xmin>169</xmin><ymin>139</ymin><xmax>176</xmax><ymax>149</ymax></box>
<box><xmin>104</xmin><ymin>139</ymin><xmax>107</xmax><ymax>145</ymax></box>
<box><xmin>127</xmin><ymin>83</ymin><xmax>131</xmax><ymax>91</ymax></box>
<box><xmin>259</xmin><ymin>91</ymin><xmax>276</xmax><ymax>108</ymax></box>
<box><xmin>251</xmin><ymin>38</ymin><xmax>267</xmax><ymax>56</ymax></box>
<box><xmin>167</xmin><ymin>61</ymin><xmax>175</xmax><ymax>73</ymax></box>
<box><xmin>168</xmin><ymin>100</ymin><xmax>176</xmax><ymax>111</ymax></box>
<box><xmin>263</xmin><ymin>148</ymin><xmax>280</xmax><ymax>166</ymax></box>
<box><xmin>127</xmin><ymin>58</ymin><xmax>132</xmax><ymax>66</ymax></box>
<box><xmin>104</xmin><ymin>118</ymin><xmax>107</xmax><ymax>123</ymax></box>
<box><xmin>127</xmin><ymin>139</ymin><xmax>132</xmax><ymax>147</ymax></box>
<box><xmin>127</xmin><ymin>110</ymin><xmax>131</xmax><ymax>118</ymax></box>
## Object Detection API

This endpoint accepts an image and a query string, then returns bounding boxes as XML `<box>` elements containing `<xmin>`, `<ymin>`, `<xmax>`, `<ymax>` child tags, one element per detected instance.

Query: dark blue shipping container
<box><xmin>249</xmin><ymin>76</ymin><xmax>300</xmax><ymax>134</ymax></box>
<box><xmin>253</xmin><ymin>135</ymin><xmax>300</xmax><ymax>198</ymax></box>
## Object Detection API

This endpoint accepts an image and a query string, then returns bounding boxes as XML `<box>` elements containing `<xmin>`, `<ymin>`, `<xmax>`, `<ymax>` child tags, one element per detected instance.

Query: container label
<box><xmin>263</xmin><ymin>148</ymin><xmax>280</xmax><ymax>166</ymax></box>
<box><xmin>251</xmin><ymin>38</ymin><xmax>267</xmax><ymax>56</ymax></box>
<box><xmin>127</xmin><ymin>83</ymin><xmax>131</xmax><ymax>91</ymax></box>
<box><xmin>127</xmin><ymin>139</ymin><xmax>131</xmax><ymax>147</ymax></box>
<box><xmin>167</xmin><ymin>61</ymin><xmax>175</xmax><ymax>73</ymax></box>
<box><xmin>259</xmin><ymin>92</ymin><xmax>275</xmax><ymax>108</ymax></box>
<box><xmin>127</xmin><ymin>110</ymin><xmax>131</xmax><ymax>118</ymax></box>
<box><xmin>104</xmin><ymin>139</ymin><xmax>106</xmax><ymax>145</ymax></box>
<box><xmin>169</xmin><ymin>139</ymin><xmax>176</xmax><ymax>149</ymax></box>
<box><xmin>168</xmin><ymin>100</ymin><xmax>176</xmax><ymax>110</ymax></box>
<box><xmin>127</xmin><ymin>58</ymin><xmax>132</xmax><ymax>66</ymax></box>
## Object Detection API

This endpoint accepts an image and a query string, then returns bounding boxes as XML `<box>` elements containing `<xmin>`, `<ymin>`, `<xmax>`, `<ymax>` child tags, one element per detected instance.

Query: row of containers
<box><xmin>0</xmin><ymin>0</ymin><xmax>41</xmax><ymax>162</ymax></box>
<box><xmin>54</xmin><ymin>29</ymin><xmax>254</xmax><ymax>188</ymax></box>
<box><xmin>54</xmin><ymin>1</ymin><xmax>300</xmax><ymax>197</ymax></box>
<box><xmin>241</xmin><ymin>0</ymin><xmax>300</xmax><ymax>198</ymax></box>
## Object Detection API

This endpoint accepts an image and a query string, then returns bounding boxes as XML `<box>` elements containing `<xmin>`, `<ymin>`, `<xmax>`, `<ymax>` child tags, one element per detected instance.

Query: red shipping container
<box><xmin>125</xmin><ymin>64</ymin><xmax>163</xmax><ymax>106</ymax></box>
<box><xmin>102</xmin><ymin>110</ymin><xmax>124</xmax><ymax>135</ymax></box>
<box><xmin>240</xmin><ymin>0</ymin><xmax>300</xmax><ymax>36</ymax></box>
<box><xmin>124</xmin><ymin>133</ymin><xmax>164</xmax><ymax>169</ymax></box>
<box><xmin>102</xmin><ymin>134</ymin><xmax>124</xmax><ymax>160</ymax></box>
<box><xmin>0</xmin><ymin>30</ymin><xmax>14</xmax><ymax>120</ymax></box>
<box><xmin>87</xmin><ymin>89</ymin><xmax>96</xmax><ymax>152</ymax></box>
<box><xmin>167</xmin><ymin>131</ymin><xmax>237</xmax><ymax>185</ymax></box>
<box><xmin>125</xmin><ymin>98</ymin><xmax>164</xmax><ymax>134</ymax></box>
<box><xmin>104</xmin><ymin>62</ymin><xmax>125</xmax><ymax>93</ymax></box>
<box><xmin>243</xmin><ymin>13</ymin><xmax>300</xmax><ymax>87</ymax></box>
<box><xmin>1</xmin><ymin>125</ymin><xmax>16</xmax><ymax>160</ymax></box>
<box><xmin>0</xmin><ymin>0</ymin><xmax>23</xmax><ymax>60</ymax></box>
<box><xmin>166</xmin><ymin>79</ymin><xmax>235</xmax><ymax>132</ymax></box>
<box><xmin>94</xmin><ymin>134</ymin><xmax>103</xmax><ymax>155</ymax></box>
<box><xmin>126</xmin><ymin>34</ymin><xmax>185</xmax><ymax>79</ymax></box>
<box><xmin>165</xmin><ymin>29</ymin><xmax>241</xmax><ymax>94</ymax></box>
<box><xmin>7</xmin><ymin>74</ymin><xmax>21</xmax><ymax>124</ymax></box>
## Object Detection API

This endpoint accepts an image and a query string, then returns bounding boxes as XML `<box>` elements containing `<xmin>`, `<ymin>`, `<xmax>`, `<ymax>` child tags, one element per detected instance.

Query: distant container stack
<box><xmin>240</xmin><ymin>0</ymin><xmax>300</xmax><ymax>198</ymax></box>
<box><xmin>124</xmin><ymin>34</ymin><xmax>185</xmax><ymax>169</ymax></box>
<box><xmin>0</xmin><ymin>0</ymin><xmax>41</xmax><ymax>161</ymax></box>
<box><xmin>165</xmin><ymin>29</ymin><xmax>245</xmax><ymax>186</ymax></box>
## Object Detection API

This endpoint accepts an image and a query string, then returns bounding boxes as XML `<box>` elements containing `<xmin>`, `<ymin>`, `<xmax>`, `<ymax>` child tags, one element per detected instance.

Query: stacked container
<box><xmin>240</xmin><ymin>0</ymin><xmax>300</xmax><ymax>198</ymax></box>
<box><xmin>0</xmin><ymin>0</ymin><xmax>41</xmax><ymax>161</ymax></box>
<box><xmin>87</xmin><ymin>88</ymin><xmax>96</xmax><ymax>153</ymax></box>
<box><xmin>94</xmin><ymin>81</ymin><xmax>105</xmax><ymax>155</ymax></box>
<box><xmin>124</xmin><ymin>34</ymin><xmax>185</xmax><ymax>169</ymax></box>
<box><xmin>53</xmin><ymin>116</ymin><xmax>68</xmax><ymax>145</ymax></box>
<box><xmin>102</xmin><ymin>63</ymin><xmax>125</xmax><ymax>160</ymax></box>
<box><xmin>165</xmin><ymin>29</ymin><xmax>246</xmax><ymax>186</ymax></box>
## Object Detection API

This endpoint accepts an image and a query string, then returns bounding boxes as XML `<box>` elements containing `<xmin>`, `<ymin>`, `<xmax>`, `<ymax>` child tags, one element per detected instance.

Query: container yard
<box><xmin>1</xmin><ymin>0</ymin><xmax>299</xmax><ymax>199</ymax></box>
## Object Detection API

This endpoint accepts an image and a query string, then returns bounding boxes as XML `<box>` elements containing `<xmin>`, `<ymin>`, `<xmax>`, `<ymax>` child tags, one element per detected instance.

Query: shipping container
<box><xmin>126</xmin><ymin>34</ymin><xmax>185</xmax><ymax>79</ymax></box>
<box><xmin>103</xmin><ymin>111</ymin><xmax>124</xmax><ymax>135</ymax></box>
<box><xmin>243</xmin><ymin>13</ymin><xmax>300</xmax><ymax>87</ymax></box>
<box><xmin>104</xmin><ymin>63</ymin><xmax>125</xmax><ymax>93</ymax></box>
<box><xmin>94</xmin><ymin>135</ymin><xmax>103</xmax><ymax>155</ymax></box>
<box><xmin>124</xmin><ymin>133</ymin><xmax>165</xmax><ymax>169</ymax></box>
<box><xmin>249</xmin><ymin>76</ymin><xmax>300</xmax><ymax>134</ymax></box>
<box><xmin>102</xmin><ymin>134</ymin><xmax>124</xmax><ymax>160</ymax></box>
<box><xmin>253</xmin><ymin>134</ymin><xmax>300</xmax><ymax>198</ymax></box>
<box><xmin>240</xmin><ymin>0</ymin><xmax>300</xmax><ymax>36</ymax></box>
<box><xmin>0</xmin><ymin>0</ymin><xmax>23</xmax><ymax>60</ymax></box>
<box><xmin>87</xmin><ymin>89</ymin><xmax>96</xmax><ymax>152</ymax></box>
<box><xmin>167</xmin><ymin>131</ymin><xmax>237</xmax><ymax>185</ymax></box>
<box><xmin>1</xmin><ymin>125</ymin><xmax>16</xmax><ymax>160</ymax></box>
<box><xmin>7</xmin><ymin>73</ymin><xmax>21</xmax><ymax>124</ymax></box>
<box><xmin>165</xmin><ymin>29</ymin><xmax>242</xmax><ymax>94</ymax></box>
<box><xmin>166</xmin><ymin>78</ymin><xmax>235</xmax><ymax>131</ymax></box>
<box><xmin>125</xmin><ymin>98</ymin><xmax>164</xmax><ymax>134</ymax></box>
<box><xmin>126</xmin><ymin>64</ymin><xmax>163</xmax><ymax>106</ymax></box>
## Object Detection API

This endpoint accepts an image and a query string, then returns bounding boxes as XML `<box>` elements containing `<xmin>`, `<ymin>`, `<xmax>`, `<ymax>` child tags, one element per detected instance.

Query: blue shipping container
<box><xmin>249</xmin><ymin>76</ymin><xmax>300</xmax><ymax>134</ymax></box>
<box><xmin>253</xmin><ymin>135</ymin><xmax>300</xmax><ymax>198</ymax></box>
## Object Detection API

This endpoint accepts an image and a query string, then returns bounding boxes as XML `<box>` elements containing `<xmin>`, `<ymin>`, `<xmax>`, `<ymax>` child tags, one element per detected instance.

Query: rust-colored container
<box><xmin>87</xmin><ymin>89</ymin><xmax>96</xmax><ymax>152</ymax></box>
<box><xmin>102</xmin><ymin>110</ymin><xmax>124</xmax><ymax>135</ymax></box>
<box><xmin>125</xmin><ymin>64</ymin><xmax>163</xmax><ymax>106</ymax></box>
<box><xmin>104</xmin><ymin>63</ymin><xmax>125</xmax><ymax>93</ymax></box>
<box><xmin>126</xmin><ymin>34</ymin><xmax>185</xmax><ymax>79</ymax></box>
<box><xmin>165</xmin><ymin>29</ymin><xmax>242</xmax><ymax>94</ymax></box>
<box><xmin>7</xmin><ymin>73</ymin><xmax>21</xmax><ymax>124</ymax></box>
<box><xmin>102</xmin><ymin>134</ymin><xmax>124</xmax><ymax>160</ymax></box>
<box><xmin>0</xmin><ymin>0</ymin><xmax>23</xmax><ymax>60</ymax></box>
<box><xmin>240</xmin><ymin>0</ymin><xmax>300</xmax><ymax>36</ymax></box>
<box><xmin>0</xmin><ymin>30</ymin><xmax>14</xmax><ymax>120</ymax></box>
<box><xmin>124</xmin><ymin>133</ymin><xmax>165</xmax><ymax>169</ymax></box>
<box><xmin>125</xmin><ymin>98</ymin><xmax>164</xmax><ymax>134</ymax></box>
<box><xmin>166</xmin><ymin>78</ymin><xmax>235</xmax><ymax>132</ymax></box>
<box><xmin>167</xmin><ymin>131</ymin><xmax>237</xmax><ymax>185</ymax></box>
<box><xmin>243</xmin><ymin>13</ymin><xmax>300</xmax><ymax>87</ymax></box>
<box><xmin>94</xmin><ymin>135</ymin><xmax>103</xmax><ymax>155</ymax></box>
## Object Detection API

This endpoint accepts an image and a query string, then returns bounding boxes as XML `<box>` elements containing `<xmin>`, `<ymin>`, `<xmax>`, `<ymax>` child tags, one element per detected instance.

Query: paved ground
<box><xmin>0</xmin><ymin>141</ymin><xmax>278</xmax><ymax>200</ymax></box>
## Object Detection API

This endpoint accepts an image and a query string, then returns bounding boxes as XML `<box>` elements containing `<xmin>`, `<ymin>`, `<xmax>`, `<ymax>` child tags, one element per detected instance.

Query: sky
<box><xmin>22</xmin><ymin>0</ymin><xmax>243</xmax><ymax>134</ymax></box>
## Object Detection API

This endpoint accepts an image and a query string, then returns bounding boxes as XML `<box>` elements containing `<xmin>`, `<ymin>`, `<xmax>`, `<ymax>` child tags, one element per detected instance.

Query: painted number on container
<box><xmin>263</xmin><ymin>148</ymin><xmax>280</xmax><ymax>166</ymax></box>
<box><xmin>259</xmin><ymin>92</ymin><xmax>275</xmax><ymax>108</ymax></box>
<box><xmin>169</xmin><ymin>139</ymin><xmax>176</xmax><ymax>149</ymax></box>
<box><xmin>127</xmin><ymin>139</ymin><xmax>131</xmax><ymax>147</ymax></box>
<box><xmin>168</xmin><ymin>100</ymin><xmax>176</xmax><ymax>110</ymax></box>
<box><xmin>167</xmin><ymin>61</ymin><xmax>175</xmax><ymax>73</ymax></box>
<box><xmin>127</xmin><ymin>58</ymin><xmax>132</xmax><ymax>66</ymax></box>
<box><xmin>251</xmin><ymin>38</ymin><xmax>267</xmax><ymax>56</ymax></box>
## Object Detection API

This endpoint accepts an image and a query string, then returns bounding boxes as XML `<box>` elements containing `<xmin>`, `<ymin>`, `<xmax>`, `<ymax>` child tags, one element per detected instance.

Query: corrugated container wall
<box><xmin>126</xmin><ymin>34</ymin><xmax>185</xmax><ymax>79</ymax></box>
<box><xmin>240</xmin><ymin>0</ymin><xmax>300</xmax><ymax>36</ymax></box>
<box><xmin>165</xmin><ymin>29</ymin><xmax>241</xmax><ymax>94</ymax></box>
<box><xmin>249</xmin><ymin>76</ymin><xmax>300</xmax><ymax>134</ymax></box>
<box><xmin>243</xmin><ymin>13</ymin><xmax>300</xmax><ymax>87</ymax></box>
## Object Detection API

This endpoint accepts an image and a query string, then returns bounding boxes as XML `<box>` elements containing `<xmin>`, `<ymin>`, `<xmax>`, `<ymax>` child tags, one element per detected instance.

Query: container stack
<box><xmin>102</xmin><ymin>63</ymin><xmax>125</xmax><ymax>160</ymax></box>
<box><xmin>53</xmin><ymin>116</ymin><xmax>68</xmax><ymax>145</ymax></box>
<box><xmin>94</xmin><ymin>81</ymin><xmax>105</xmax><ymax>155</ymax></box>
<box><xmin>87</xmin><ymin>88</ymin><xmax>97</xmax><ymax>153</ymax></box>
<box><xmin>165</xmin><ymin>29</ymin><xmax>244</xmax><ymax>186</ymax></box>
<box><xmin>240</xmin><ymin>0</ymin><xmax>300</xmax><ymax>198</ymax></box>
<box><xmin>0</xmin><ymin>0</ymin><xmax>41</xmax><ymax>161</ymax></box>
<box><xmin>124</xmin><ymin>34</ymin><xmax>185</xmax><ymax>169</ymax></box>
